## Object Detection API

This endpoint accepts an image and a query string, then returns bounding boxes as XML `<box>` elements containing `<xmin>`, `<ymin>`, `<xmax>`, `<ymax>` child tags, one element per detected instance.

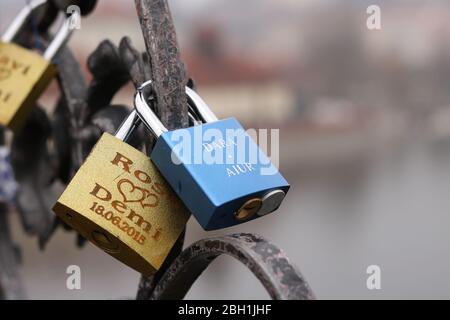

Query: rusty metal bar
<box><xmin>138</xmin><ymin>233</ymin><xmax>315</xmax><ymax>300</ymax></box>
<box><xmin>134</xmin><ymin>0</ymin><xmax>188</xmax><ymax>130</ymax></box>
<box><xmin>133</xmin><ymin>0</ymin><xmax>189</xmax><ymax>298</ymax></box>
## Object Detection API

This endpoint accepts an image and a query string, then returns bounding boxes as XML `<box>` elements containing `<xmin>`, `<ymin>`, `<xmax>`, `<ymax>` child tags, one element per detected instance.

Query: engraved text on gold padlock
<box><xmin>0</xmin><ymin>42</ymin><xmax>56</xmax><ymax>132</ymax></box>
<box><xmin>53</xmin><ymin>133</ymin><xmax>190</xmax><ymax>276</ymax></box>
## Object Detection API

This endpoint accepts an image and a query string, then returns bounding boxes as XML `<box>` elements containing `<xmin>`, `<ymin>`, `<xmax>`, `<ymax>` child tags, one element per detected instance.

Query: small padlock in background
<box><xmin>53</xmin><ymin>110</ymin><xmax>190</xmax><ymax>276</ymax></box>
<box><xmin>0</xmin><ymin>0</ymin><xmax>79</xmax><ymax>132</ymax></box>
<box><xmin>135</xmin><ymin>81</ymin><xmax>289</xmax><ymax>231</ymax></box>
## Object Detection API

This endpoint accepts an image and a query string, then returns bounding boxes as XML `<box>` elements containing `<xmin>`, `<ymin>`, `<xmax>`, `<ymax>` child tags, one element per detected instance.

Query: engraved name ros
<box><xmin>88</xmin><ymin>152</ymin><xmax>175</xmax><ymax>245</ymax></box>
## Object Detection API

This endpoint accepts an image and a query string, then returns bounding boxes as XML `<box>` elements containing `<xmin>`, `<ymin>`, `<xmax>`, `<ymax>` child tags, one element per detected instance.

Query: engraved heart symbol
<box><xmin>117</xmin><ymin>179</ymin><xmax>159</xmax><ymax>208</ymax></box>
<box><xmin>0</xmin><ymin>67</ymin><xmax>11</xmax><ymax>81</ymax></box>
<box><xmin>117</xmin><ymin>179</ymin><xmax>148</xmax><ymax>203</ymax></box>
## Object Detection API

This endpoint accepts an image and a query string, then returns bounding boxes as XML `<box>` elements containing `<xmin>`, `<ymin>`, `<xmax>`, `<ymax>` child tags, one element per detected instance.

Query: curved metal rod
<box><xmin>138</xmin><ymin>233</ymin><xmax>315</xmax><ymax>300</ymax></box>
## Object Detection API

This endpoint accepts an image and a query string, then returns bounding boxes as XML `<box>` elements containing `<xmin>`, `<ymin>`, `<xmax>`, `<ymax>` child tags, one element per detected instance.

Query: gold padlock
<box><xmin>53</xmin><ymin>110</ymin><xmax>190</xmax><ymax>276</ymax></box>
<box><xmin>0</xmin><ymin>0</ymin><xmax>79</xmax><ymax>131</ymax></box>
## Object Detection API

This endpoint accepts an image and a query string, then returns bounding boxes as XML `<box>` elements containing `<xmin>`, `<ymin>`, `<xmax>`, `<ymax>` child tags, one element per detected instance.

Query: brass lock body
<box><xmin>0</xmin><ymin>42</ymin><xmax>56</xmax><ymax>131</ymax></box>
<box><xmin>0</xmin><ymin>0</ymin><xmax>78</xmax><ymax>131</ymax></box>
<box><xmin>53</xmin><ymin>132</ymin><xmax>190</xmax><ymax>276</ymax></box>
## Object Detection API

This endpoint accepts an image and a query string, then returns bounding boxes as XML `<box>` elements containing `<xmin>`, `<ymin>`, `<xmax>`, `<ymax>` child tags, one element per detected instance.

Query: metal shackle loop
<box><xmin>115</xmin><ymin>110</ymin><xmax>141</xmax><ymax>143</ymax></box>
<box><xmin>1</xmin><ymin>0</ymin><xmax>47</xmax><ymax>42</ymax></box>
<box><xmin>43</xmin><ymin>11</ymin><xmax>80</xmax><ymax>61</ymax></box>
<box><xmin>186</xmin><ymin>86</ymin><xmax>218</xmax><ymax>124</ymax></box>
<box><xmin>134</xmin><ymin>80</ymin><xmax>168</xmax><ymax>138</ymax></box>
<box><xmin>134</xmin><ymin>80</ymin><xmax>219</xmax><ymax>138</ymax></box>
<box><xmin>1</xmin><ymin>0</ymin><xmax>80</xmax><ymax>61</ymax></box>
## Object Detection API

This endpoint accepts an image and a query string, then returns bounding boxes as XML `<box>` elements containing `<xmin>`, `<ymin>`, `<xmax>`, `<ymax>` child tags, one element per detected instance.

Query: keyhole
<box><xmin>234</xmin><ymin>198</ymin><xmax>262</xmax><ymax>220</ymax></box>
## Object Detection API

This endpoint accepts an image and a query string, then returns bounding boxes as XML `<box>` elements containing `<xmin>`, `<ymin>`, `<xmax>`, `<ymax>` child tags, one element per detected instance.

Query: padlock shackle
<box><xmin>134</xmin><ymin>81</ymin><xmax>168</xmax><ymax>138</ymax></box>
<box><xmin>43</xmin><ymin>11</ymin><xmax>79</xmax><ymax>60</ymax></box>
<box><xmin>120</xmin><ymin>102</ymin><xmax>203</xmax><ymax>143</ymax></box>
<box><xmin>134</xmin><ymin>80</ymin><xmax>218</xmax><ymax>138</ymax></box>
<box><xmin>115</xmin><ymin>110</ymin><xmax>141</xmax><ymax>143</ymax></box>
<box><xmin>1</xmin><ymin>0</ymin><xmax>80</xmax><ymax>62</ymax></box>
<box><xmin>1</xmin><ymin>0</ymin><xmax>47</xmax><ymax>42</ymax></box>
<box><xmin>186</xmin><ymin>86</ymin><xmax>218</xmax><ymax>124</ymax></box>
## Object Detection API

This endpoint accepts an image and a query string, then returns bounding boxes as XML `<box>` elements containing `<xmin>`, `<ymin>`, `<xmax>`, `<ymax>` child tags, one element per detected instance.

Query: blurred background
<box><xmin>2</xmin><ymin>0</ymin><xmax>450</xmax><ymax>299</ymax></box>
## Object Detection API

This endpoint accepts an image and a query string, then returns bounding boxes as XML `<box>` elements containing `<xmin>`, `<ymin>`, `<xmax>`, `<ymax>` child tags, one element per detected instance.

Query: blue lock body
<box><xmin>150</xmin><ymin>118</ymin><xmax>289</xmax><ymax>230</ymax></box>
<box><xmin>135</xmin><ymin>82</ymin><xmax>290</xmax><ymax>230</ymax></box>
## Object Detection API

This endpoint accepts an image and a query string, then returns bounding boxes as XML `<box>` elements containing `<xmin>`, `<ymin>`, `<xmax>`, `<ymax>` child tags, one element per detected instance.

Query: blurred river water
<box><xmin>9</xmin><ymin>136</ymin><xmax>450</xmax><ymax>299</ymax></box>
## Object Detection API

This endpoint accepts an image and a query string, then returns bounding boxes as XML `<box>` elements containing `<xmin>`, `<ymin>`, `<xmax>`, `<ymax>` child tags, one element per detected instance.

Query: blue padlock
<box><xmin>135</xmin><ymin>81</ymin><xmax>289</xmax><ymax>230</ymax></box>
